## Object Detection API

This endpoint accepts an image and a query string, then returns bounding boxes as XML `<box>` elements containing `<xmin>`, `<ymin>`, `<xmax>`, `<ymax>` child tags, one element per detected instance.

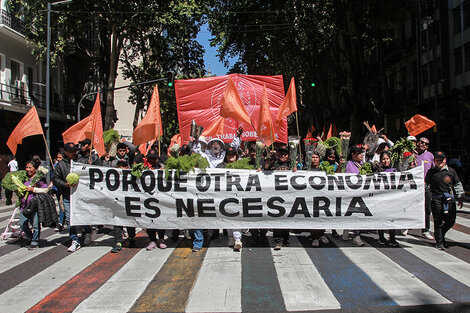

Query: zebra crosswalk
<box><xmin>0</xmin><ymin>213</ymin><xmax>469</xmax><ymax>312</ymax></box>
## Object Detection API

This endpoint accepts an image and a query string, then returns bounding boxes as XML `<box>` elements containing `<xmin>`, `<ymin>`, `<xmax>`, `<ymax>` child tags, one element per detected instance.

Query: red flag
<box><xmin>326</xmin><ymin>124</ymin><xmax>333</xmax><ymax>139</ymax></box>
<box><xmin>371</xmin><ymin>125</ymin><xmax>377</xmax><ymax>132</ymax></box>
<box><xmin>62</xmin><ymin>94</ymin><xmax>106</xmax><ymax>156</ymax></box>
<box><xmin>201</xmin><ymin>116</ymin><xmax>225</xmax><ymax>138</ymax></box>
<box><xmin>321</xmin><ymin>125</ymin><xmax>326</xmax><ymax>141</ymax></box>
<box><xmin>133</xmin><ymin>85</ymin><xmax>163</xmax><ymax>146</ymax></box>
<box><xmin>138</xmin><ymin>139</ymin><xmax>156</xmax><ymax>155</ymax></box>
<box><xmin>306</xmin><ymin>125</ymin><xmax>316</xmax><ymax>138</ymax></box>
<box><xmin>405</xmin><ymin>114</ymin><xmax>436</xmax><ymax>136</ymax></box>
<box><xmin>257</xmin><ymin>85</ymin><xmax>275</xmax><ymax>145</ymax></box>
<box><xmin>275</xmin><ymin>77</ymin><xmax>297</xmax><ymax>123</ymax></box>
<box><xmin>7</xmin><ymin>106</ymin><xmax>44</xmax><ymax>155</ymax></box>
<box><xmin>219</xmin><ymin>77</ymin><xmax>252</xmax><ymax>126</ymax></box>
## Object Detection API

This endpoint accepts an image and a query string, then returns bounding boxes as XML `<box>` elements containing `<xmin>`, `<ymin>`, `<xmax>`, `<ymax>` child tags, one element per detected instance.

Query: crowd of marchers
<box><xmin>4</xmin><ymin>126</ymin><xmax>464</xmax><ymax>253</ymax></box>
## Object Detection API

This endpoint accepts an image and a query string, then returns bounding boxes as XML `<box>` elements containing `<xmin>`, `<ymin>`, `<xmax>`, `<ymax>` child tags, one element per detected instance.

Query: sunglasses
<box><xmin>419</xmin><ymin>141</ymin><xmax>429</xmax><ymax>145</ymax></box>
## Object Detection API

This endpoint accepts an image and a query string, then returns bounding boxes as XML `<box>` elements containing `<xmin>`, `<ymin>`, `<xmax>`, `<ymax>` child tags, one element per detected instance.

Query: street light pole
<box><xmin>45</xmin><ymin>0</ymin><xmax>72</xmax><ymax>170</ymax></box>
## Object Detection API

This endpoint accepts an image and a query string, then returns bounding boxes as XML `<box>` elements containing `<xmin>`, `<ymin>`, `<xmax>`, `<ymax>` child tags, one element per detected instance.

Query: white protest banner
<box><xmin>70</xmin><ymin>162</ymin><xmax>425</xmax><ymax>229</ymax></box>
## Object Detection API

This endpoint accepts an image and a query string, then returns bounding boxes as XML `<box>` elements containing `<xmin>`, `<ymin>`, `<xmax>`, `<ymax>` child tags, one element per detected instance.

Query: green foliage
<box><xmin>359</xmin><ymin>162</ymin><xmax>373</xmax><ymax>175</ymax></box>
<box><xmin>164</xmin><ymin>153</ymin><xmax>210</xmax><ymax>178</ymax></box>
<box><xmin>103</xmin><ymin>129</ymin><xmax>120</xmax><ymax>145</ymax></box>
<box><xmin>324</xmin><ymin>137</ymin><xmax>342</xmax><ymax>157</ymax></box>
<box><xmin>131</xmin><ymin>163</ymin><xmax>148</xmax><ymax>179</ymax></box>
<box><xmin>389</xmin><ymin>137</ymin><xmax>415</xmax><ymax>166</ymax></box>
<box><xmin>2</xmin><ymin>170</ymin><xmax>28</xmax><ymax>196</ymax></box>
<box><xmin>225</xmin><ymin>158</ymin><xmax>255</xmax><ymax>170</ymax></box>
<box><xmin>319</xmin><ymin>161</ymin><xmax>335</xmax><ymax>174</ymax></box>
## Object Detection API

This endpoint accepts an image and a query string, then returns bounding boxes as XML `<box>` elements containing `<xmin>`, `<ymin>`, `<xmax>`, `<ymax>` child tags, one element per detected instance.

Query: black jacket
<box><xmin>36</xmin><ymin>193</ymin><xmax>58</xmax><ymax>227</ymax></box>
<box><xmin>53</xmin><ymin>157</ymin><xmax>73</xmax><ymax>200</ymax></box>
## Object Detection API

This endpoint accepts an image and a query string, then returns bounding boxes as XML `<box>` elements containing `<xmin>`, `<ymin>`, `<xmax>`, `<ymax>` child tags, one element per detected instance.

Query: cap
<box><xmin>419</xmin><ymin>137</ymin><xmax>430</xmax><ymax>143</ymax></box>
<box><xmin>350</xmin><ymin>144</ymin><xmax>365</xmax><ymax>154</ymax></box>
<box><xmin>78</xmin><ymin>138</ymin><xmax>91</xmax><ymax>145</ymax></box>
<box><xmin>146</xmin><ymin>149</ymin><xmax>159</xmax><ymax>159</ymax></box>
<box><xmin>434</xmin><ymin>151</ymin><xmax>446</xmax><ymax>159</ymax></box>
<box><xmin>208</xmin><ymin>138</ymin><xmax>224</xmax><ymax>148</ymax></box>
<box><xmin>226</xmin><ymin>146</ymin><xmax>238</xmax><ymax>155</ymax></box>
<box><xmin>117</xmin><ymin>142</ymin><xmax>127</xmax><ymax>150</ymax></box>
<box><xmin>198</xmin><ymin>136</ymin><xmax>208</xmax><ymax>145</ymax></box>
<box><xmin>276</xmin><ymin>144</ymin><xmax>289</xmax><ymax>153</ymax></box>
<box><xmin>64</xmin><ymin>142</ymin><xmax>78</xmax><ymax>152</ymax></box>
<box><xmin>407</xmin><ymin>135</ymin><xmax>417</xmax><ymax>142</ymax></box>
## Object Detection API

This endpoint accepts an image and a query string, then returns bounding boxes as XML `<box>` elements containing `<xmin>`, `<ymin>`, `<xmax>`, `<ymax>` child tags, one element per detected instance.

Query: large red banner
<box><xmin>175</xmin><ymin>74</ymin><xmax>287</xmax><ymax>144</ymax></box>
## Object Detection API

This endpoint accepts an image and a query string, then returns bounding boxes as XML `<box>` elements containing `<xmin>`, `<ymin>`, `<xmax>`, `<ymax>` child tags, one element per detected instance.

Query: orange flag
<box><xmin>62</xmin><ymin>94</ymin><xmax>106</xmax><ymax>156</ymax></box>
<box><xmin>133</xmin><ymin>85</ymin><xmax>163</xmax><ymax>146</ymax></box>
<box><xmin>405</xmin><ymin>114</ymin><xmax>436</xmax><ymax>136</ymax></box>
<box><xmin>326</xmin><ymin>124</ymin><xmax>333</xmax><ymax>139</ymax></box>
<box><xmin>7</xmin><ymin>106</ymin><xmax>44</xmax><ymax>155</ymax></box>
<box><xmin>219</xmin><ymin>77</ymin><xmax>252</xmax><ymax>126</ymax></box>
<box><xmin>258</xmin><ymin>85</ymin><xmax>275</xmax><ymax>145</ymax></box>
<box><xmin>371</xmin><ymin>125</ymin><xmax>377</xmax><ymax>132</ymax></box>
<box><xmin>138</xmin><ymin>139</ymin><xmax>156</xmax><ymax>155</ymax></box>
<box><xmin>275</xmin><ymin>77</ymin><xmax>297</xmax><ymax>124</ymax></box>
<box><xmin>321</xmin><ymin>125</ymin><xmax>326</xmax><ymax>141</ymax></box>
<box><xmin>202</xmin><ymin>116</ymin><xmax>225</xmax><ymax>138</ymax></box>
<box><xmin>332</xmin><ymin>124</ymin><xmax>338</xmax><ymax>137</ymax></box>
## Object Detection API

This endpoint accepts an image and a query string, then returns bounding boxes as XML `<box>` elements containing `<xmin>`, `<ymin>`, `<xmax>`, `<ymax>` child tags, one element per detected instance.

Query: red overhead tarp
<box><xmin>175</xmin><ymin>74</ymin><xmax>287</xmax><ymax>144</ymax></box>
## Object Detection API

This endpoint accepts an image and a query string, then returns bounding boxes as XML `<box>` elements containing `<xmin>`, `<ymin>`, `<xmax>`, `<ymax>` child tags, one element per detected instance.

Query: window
<box><xmin>464</xmin><ymin>0</ymin><xmax>470</xmax><ymax>29</ymax></box>
<box><xmin>422</xmin><ymin>65</ymin><xmax>429</xmax><ymax>87</ymax></box>
<box><xmin>454</xmin><ymin>6</ymin><xmax>461</xmax><ymax>34</ymax></box>
<box><xmin>455</xmin><ymin>48</ymin><xmax>463</xmax><ymax>74</ymax></box>
<box><xmin>420</xmin><ymin>31</ymin><xmax>427</xmax><ymax>51</ymax></box>
<box><xmin>465</xmin><ymin>43</ymin><xmax>470</xmax><ymax>72</ymax></box>
<box><xmin>10</xmin><ymin>60</ymin><xmax>20</xmax><ymax>83</ymax></box>
<box><xmin>28</xmin><ymin>67</ymin><xmax>33</xmax><ymax>97</ymax></box>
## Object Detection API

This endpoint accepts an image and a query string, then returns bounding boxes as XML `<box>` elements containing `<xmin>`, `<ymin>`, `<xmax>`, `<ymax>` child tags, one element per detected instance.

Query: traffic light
<box><xmin>311</xmin><ymin>82</ymin><xmax>316</xmax><ymax>87</ymax></box>
<box><xmin>166</xmin><ymin>71</ymin><xmax>174</xmax><ymax>87</ymax></box>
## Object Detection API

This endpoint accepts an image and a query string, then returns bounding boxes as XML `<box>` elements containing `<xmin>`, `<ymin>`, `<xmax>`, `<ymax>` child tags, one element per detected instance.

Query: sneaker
<box><xmin>56</xmin><ymin>223</ymin><xmax>64</xmax><ymax>232</ymax></box>
<box><xmin>28</xmin><ymin>244</ymin><xmax>38</xmax><ymax>250</ymax></box>
<box><xmin>192</xmin><ymin>246</ymin><xmax>201</xmax><ymax>252</ymax></box>
<box><xmin>352</xmin><ymin>236</ymin><xmax>365</xmax><ymax>246</ymax></box>
<box><xmin>401</xmin><ymin>229</ymin><xmax>408</xmax><ymax>236</ymax></box>
<box><xmin>68</xmin><ymin>241</ymin><xmax>81</xmax><ymax>252</ymax></box>
<box><xmin>320</xmin><ymin>235</ymin><xmax>329</xmax><ymax>245</ymax></box>
<box><xmin>158</xmin><ymin>240</ymin><xmax>167</xmax><ymax>249</ymax></box>
<box><xmin>146</xmin><ymin>241</ymin><xmax>158</xmax><ymax>251</ymax></box>
<box><xmin>83</xmin><ymin>233</ymin><xmax>92</xmax><ymax>246</ymax></box>
<box><xmin>422</xmin><ymin>231</ymin><xmax>434</xmax><ymax>240</ymax></box>
<box><xmin>234</xmin><ymin>240</ymin><xmax>242</xmax><ymax>251</ymax></box>
<box><xmin>111</xmin><ymin>242</ymin><xmax>122</xmax><ymax>253</ymax></box>
<box><xmin>378</xmin><ymin>238</ymin><xmax>387</xmax><ymax>245</ymax></box>
<box><xmin>389</xmin><ymin>240</ymin><xmax>399</xmax><ymax>247</ymax></box>
<box><xmin>228</xmin><ymin>237</ymin><xmax>235</xmax><ymax>247</ymax></box>
<box><xmin>311</xmin><ymin>239</ymin><xmax>320</xmax><ymax>247</ymax></box>
<box><xmin>443</xmin><ymin>238</ymin><xmax>449</xmax><ymax>248</ymax></box>
<box><xmin>184</xmin><ymin>230</ymin><xmax>191</xmax><ymax>240</ymax></box>
<box><xmin>342</xmin><ymin>230</ymin><xmax>349</xmax><ymax>241</ymax></box>
<box><xmin>436</xmin><ymin>243</ymin><xmax>445</xmax><ymax>250</ymax></box>
<box><xmin>274</xmin><ymin>242</ymin><xmax>282</xmax><ymax>250</ymax></box>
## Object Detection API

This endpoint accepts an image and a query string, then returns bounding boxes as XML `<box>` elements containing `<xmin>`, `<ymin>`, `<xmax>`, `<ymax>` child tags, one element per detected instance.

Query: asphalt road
<box><xmin>0</xmin><ymin>198</ymin><xmax>470</xmax><ymax>313</ymax></box>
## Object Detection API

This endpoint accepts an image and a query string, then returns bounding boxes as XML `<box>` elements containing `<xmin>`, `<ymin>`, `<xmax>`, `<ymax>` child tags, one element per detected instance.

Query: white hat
<box><xmin>199</xmin><ymin>136</ymin><xmax>208</xmax><ymax>145</ymax></box>
<box><xmin>407</xmin><ymin>136</ymin><xmax>417</xmax><ymax>142</ymax></box>
<box><xmin>207</xmin><ymin>138</ymin><xmax>224</xmax><ymax>148</ymax></box>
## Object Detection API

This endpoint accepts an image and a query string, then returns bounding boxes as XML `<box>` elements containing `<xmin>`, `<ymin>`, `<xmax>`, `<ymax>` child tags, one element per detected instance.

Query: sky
<box><xmin>196</xmin><ymin>23</ymin><xmax>238</xmax><ymax>76</ymax></box>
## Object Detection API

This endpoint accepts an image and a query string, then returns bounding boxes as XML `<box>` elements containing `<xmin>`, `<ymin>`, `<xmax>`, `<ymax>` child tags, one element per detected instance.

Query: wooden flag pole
<box><xmin>269</xmin><ymin>123</ymin><xmax>275</xmax><ymax>150</ymax></box>
<box><xmin>295</xmin><ymin>111</ymin><xmax>302</xmax><ymax>166</ymax></box>
<box><xmin>41</xmin><ymin>133</ymin><xmax>54</xmax><ymax>169</ymax></box>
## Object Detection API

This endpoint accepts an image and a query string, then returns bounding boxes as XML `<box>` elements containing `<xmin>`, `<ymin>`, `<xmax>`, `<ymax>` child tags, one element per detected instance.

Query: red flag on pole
<box><xmin>201</xmin><ymin>116</ymin><xmax>225</xmax><ymax>138</ymax></box>
<box><xmin>62</xmin><ymin>94</ymin><xmax>106</xmax><ymax>156</ymax></box>
<box><xmin>7</xmin><ymin>106</ymin><xmax>44</xmax><ymax>155</ymax></box>
<box><xmin>405</xmin><ymin>114</ymin><xmax>436</xmax><ymax>136</ymax></box>
<box><xmin>321</xmin><ymin>125</ymin><xmax>326</xmax><ymax>141</ymax></box>
<box><xmin>332</xmin><ymin>124</ymin><xmax>338</xmax><ymax>137</ymax></box>
<box><xmin>133</xmin><ymin>85</ymin><xmax>163</xmax><ymax>146</ymax></box>
<box><xmin>275</xmin><ymin>77</ymin><xmax>297</xmax><ymax>124</ymax></box>
<box><xmin>257</xmin><ymin>85</ymin><xmax>275</xmax><ymax>145</ymax></box>
<box><xmin>219</xmin><ymin>77</ymin><xmax>252</xmax><ymax>126</ymax></box>
<box><xmin>371</xmin><ymin>125</ymin><xmax>377</xmax><ymax>132</ymax></box>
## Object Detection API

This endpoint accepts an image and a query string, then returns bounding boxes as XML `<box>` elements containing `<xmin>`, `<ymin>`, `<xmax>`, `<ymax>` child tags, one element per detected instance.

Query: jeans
<box><xmin>19</xmin><ymin>211</ymin><xmax>40</xmax><ymax>245</ymax></box>
<box><xmin>190</xmin><ymin>229</ymin><xmax>204</xmax><ymax>249</ymax></box>
<box><xmin>63</xmin><ymin>199</ymin><xmax>91</xmax><ymax>243</ymax></box>
<box><xmin>424</xmin><ymin>189</ymin><xmax>432</xmax><ymax>231</ymax></box>
<box><xmin>147</xmin><ymin>229</ymin><xmax>166</xmax><ymax>242</ymax></box>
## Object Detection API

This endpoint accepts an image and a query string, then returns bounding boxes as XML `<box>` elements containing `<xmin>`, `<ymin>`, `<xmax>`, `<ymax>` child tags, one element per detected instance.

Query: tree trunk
<box><xmin>104</xmin><ymin>24</ymin><xmax>123</xmax><ymax>130</ymax></box>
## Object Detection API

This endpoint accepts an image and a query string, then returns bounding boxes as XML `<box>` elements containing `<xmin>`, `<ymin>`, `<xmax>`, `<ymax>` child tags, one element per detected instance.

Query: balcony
<box><xmin>0</xmin><ymin>9</ymin><xmax>25</xmax><ymax>36</ymax></box>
